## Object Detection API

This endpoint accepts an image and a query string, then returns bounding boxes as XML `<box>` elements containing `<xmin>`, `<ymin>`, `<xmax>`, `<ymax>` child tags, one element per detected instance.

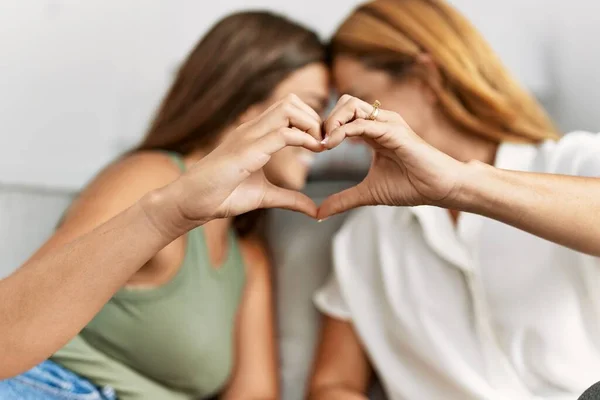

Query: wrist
<box><xmin>139</xmin><ymin>181</ymin><xmax>206</xmax><ymax>242</ymax></box>
<box><xmin>445</xmin><ymin>159</ymin><xmax>492</xmax><ymax>212</ymax></box>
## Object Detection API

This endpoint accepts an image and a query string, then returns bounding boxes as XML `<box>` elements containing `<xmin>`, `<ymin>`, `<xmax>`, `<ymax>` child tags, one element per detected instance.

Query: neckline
<box><xmin>201</xmin><ymin>227</ymin><xmax>239</xmax><ymax>276</ymax></box>
<box><xmin>409</xmin><ymin>141</ymin><xmax>540</xmax><ymax>271</ymax></box>
<box><xmin>407</xmin><ymin>142</ymin><xmax>531</xmax><ymax>271</ymax></box>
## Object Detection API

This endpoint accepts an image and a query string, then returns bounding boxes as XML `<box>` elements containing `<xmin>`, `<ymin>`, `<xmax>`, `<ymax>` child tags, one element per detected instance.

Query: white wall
<box><xmin>450</xmin><ymin>0</ymin><xmax>554</xmax><ymax>99</ymax></box>
<box><xmin>0</xmin><ymin>0</ymin><xmax>598</xmax><ymax>190</ymax></box>
<box><xmin>0</xmin><ymin>186</ymin><xmax>73</xmax><ymax>278</ymax></box>
<box><xmin>548</xmin><ymin>1</ymin><xmax>600</xmax><ymax>131</ymax></box>
<box><xmin>0</xmin><ymin>0</ymin><xmax>361</xmax><ymax>189</ymax></box>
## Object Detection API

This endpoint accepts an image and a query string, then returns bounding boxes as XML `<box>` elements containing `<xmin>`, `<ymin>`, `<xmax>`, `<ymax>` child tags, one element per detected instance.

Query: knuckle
<box><xmin>348</xmin><ymin>97</ymin><xmax>362</xmax><ymax>109</ymax></box>
<box><xmin>389</xmin><ymin>111</ymin><xmax>403</xmax><ymax>122</ymax></box>
<box><xmin>279</xmin><ymin>101</ymin><xmax>294</xmax><ymax>115</ymax></box>
<box><xmin>285</xmin><ymin>93</ymin><xmax>299</xmax><ymax>102</ymax></box>
<box><xmin>267</xmin><ymin>130</ymin><xmax>286</xmax><ymax>147</ymax></box>
<box><xmin>354</xmin><ymin>118</ymin><xmax>367</xmax><ymax>127</ymax></box>
<box><xmin>276</xmin><ymin>127</ymin><xmax>291</xmax><ymax>138</ymax></box>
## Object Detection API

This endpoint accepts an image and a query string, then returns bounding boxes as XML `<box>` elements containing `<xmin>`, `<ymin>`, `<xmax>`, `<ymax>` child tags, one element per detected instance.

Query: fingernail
<box><xmin>320</xmin><ymin>137</ymin><xmax>329</xmax><ymax>145</ymax></box>
<box><xmin>317</xmin><ymin>218</ymin><xmax>329</xmax><ymax>223</ymax></box>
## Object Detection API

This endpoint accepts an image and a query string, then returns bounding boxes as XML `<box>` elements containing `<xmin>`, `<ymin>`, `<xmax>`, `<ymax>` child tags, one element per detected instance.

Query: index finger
<box><xmin>323</xmin><ymin>95</ymin><xmax>399</xmax><ymax>136</ymax></box>
<box><xmin>226</xmin><ymin>127</ymin><xmax>322</xmax><ymax>178</ymax></box>
<box><xmin>247</xmin><ymin>95</ymin><xmax>322</xmax><ymax>141</ymax></box>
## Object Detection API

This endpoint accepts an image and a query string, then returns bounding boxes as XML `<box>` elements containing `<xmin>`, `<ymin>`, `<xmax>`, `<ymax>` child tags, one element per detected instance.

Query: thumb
<box><xmin>261</xmin><ymin>184</ymin><xmax>318</xmax><ymax>218</ymax></box>
<box><xmin>317</xmin><ymin>182</ymin><xmax>374</xmax><ymax>220</ymax></box>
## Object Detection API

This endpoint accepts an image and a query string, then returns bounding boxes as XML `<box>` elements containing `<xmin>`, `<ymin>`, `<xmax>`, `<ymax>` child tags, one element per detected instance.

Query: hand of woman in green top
<box><xmin>144</xmin><ymin>94</ymin><xmax>325</xmax><ymax>239</ymax></box>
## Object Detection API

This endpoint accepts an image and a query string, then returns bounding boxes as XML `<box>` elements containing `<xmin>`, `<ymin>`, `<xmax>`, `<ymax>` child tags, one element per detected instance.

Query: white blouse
<box><xmin>315</xmin><ymin>132</ymin><xmax>600</xmax><ymax>400</ymax></box>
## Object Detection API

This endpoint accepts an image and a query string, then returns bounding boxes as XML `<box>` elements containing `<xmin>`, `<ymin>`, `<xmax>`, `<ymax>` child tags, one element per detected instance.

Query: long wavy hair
<box><xmin>332</xmin><ymin>0</ymin><xmax>560</xmax><ymax>143</ymax></box>
<box><xmin>136</xmin><ymin>11</ymin><xmax>326</xmax><ymax>236</ymax></box>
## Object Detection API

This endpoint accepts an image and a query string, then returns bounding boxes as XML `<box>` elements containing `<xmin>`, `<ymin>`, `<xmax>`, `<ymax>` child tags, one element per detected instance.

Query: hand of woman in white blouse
<box><xmin>318</xmin><ymin>95</ymin><xmax>600</xmax><ymax>257</ymax></box>
<box><xmin>318</xmin><ymin>94</ymin><xmax>464</xmax><ymax>218</ymax></box>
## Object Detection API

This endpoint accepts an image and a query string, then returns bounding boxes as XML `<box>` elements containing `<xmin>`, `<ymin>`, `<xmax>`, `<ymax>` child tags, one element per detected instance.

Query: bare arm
<box><xmin>456</xmin><ymin>162</ymin><xmax>600</xmax><ymax>256</ymax></box>
<box><xmin>307</xmin><ymin>317</ymin><xmax>371</xmax><ymax>400</ymax></box>
<box><xmin>319</xmin><ymin>95</ymin><xmax>600</xmax><ymax>257</ymax></box>
<box><xmin>0</xmin><ymin>93</ymin><xmax>324</xmax><ymax>379</ymax></box>
<box><xmin>222</xmin><ymin>239</ymin><xmax>278</xmax><ymax>400</ymax></box>
<box><xmin>0</xmin><ymin>185</ymin><xmax>177</xmax><ymax>379</ymax></box>
<box><xmin>0</xmin><ymin>153</ymin><xmax>186</xmax><ymax>379</ymax></box>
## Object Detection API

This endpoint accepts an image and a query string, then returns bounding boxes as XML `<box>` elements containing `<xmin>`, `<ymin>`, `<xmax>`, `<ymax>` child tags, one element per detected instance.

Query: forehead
<box><xmin>332</xmin><ymin>55</ymin><xmax>391</xmax><ymax>96</ymax></box>
<box><xmin>273</xmin><ymin>63</ymin><xmax>329</xmax><ymax>97</ymax></box>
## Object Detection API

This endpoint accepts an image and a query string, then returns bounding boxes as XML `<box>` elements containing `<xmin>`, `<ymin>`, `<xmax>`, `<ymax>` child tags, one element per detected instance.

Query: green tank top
<box><xmin>51</xmin><ymin>153</ymin><xmax>246</xmax><ymax>400</ymax></box>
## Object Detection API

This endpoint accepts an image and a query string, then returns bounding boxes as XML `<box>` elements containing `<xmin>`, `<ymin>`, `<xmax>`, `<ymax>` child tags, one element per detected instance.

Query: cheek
<box><xmin>396</xmin><ymin>106</ymin><xmax>423</xmax><ymax>131</ymax></box>
<box><xmin>381</xmin><ymin>95</ymin><xmax>428</xmax><ymax>132</ymax></box>
<box><xmin>263</xmin><ymin>148</ymin><xmax>310</xmax><ymax>189</ymax></box>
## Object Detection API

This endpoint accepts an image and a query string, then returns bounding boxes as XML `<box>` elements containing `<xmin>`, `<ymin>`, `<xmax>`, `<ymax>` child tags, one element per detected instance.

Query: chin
<box><xmin>279</xmin><ymin>173</ymin><xmax>308</xmax><ymax>191</ymax></box>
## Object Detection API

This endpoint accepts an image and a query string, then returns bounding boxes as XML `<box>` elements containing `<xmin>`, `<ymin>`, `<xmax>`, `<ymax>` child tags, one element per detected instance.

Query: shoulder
<box><xmin>66</xmin><ymin>151</ymin><xmax>184</xmax><ymax>219</ymax></box>
<box><xmin>94</xmin><ymin>151</ymin><xmax>182</xmax><ymax>189</ymax></box>
<box><xmin>497</xmin><ymin>132</ymin><xmax>600</xmax><ymax>176</ymax></box>
<box><xmin>535</xmin><ymin>131</ymin><xmax>600</xmax><ymax>175</ymax></box>
<box><xmin>538</xmin><ymin>131</ymin><xmax>600</xmax><ymax>156</ymax></box>
<box><xmin>82</xmin><ymin>152</ymin><xmax>181</xmax><ymax>199</ymax></box>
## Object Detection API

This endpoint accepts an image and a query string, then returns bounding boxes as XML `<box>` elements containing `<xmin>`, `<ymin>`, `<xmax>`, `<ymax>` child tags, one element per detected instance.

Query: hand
<box><xmin>161</xmin><ymin>94</ymin><xmax>324</xmax><ymax>230</ymax></box>
<box><xmin>318</xmin><ymin>95</ymin><xmax>465</xmax><ymax>219</ymax></box>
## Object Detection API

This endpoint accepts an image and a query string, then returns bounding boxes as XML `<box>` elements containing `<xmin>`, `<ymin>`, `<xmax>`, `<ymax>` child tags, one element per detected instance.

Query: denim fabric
<box><xmin>0</xmin><ymin>360</ymin><xmax>116</xmax><ymax>399</ymax></box>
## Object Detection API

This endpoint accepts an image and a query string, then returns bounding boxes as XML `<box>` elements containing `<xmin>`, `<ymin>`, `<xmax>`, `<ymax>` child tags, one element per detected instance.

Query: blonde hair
<box><xmin>332</xmin><ymin>0</ymin><xmax>560</xmax><ymax>143</ymax></box>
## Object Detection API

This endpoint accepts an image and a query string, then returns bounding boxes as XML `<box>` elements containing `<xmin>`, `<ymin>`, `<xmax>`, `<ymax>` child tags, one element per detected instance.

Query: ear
<box><xmin>415</xmin><ymin>53</ymin><xmax>442</xmax><ymax>105</ymax></box>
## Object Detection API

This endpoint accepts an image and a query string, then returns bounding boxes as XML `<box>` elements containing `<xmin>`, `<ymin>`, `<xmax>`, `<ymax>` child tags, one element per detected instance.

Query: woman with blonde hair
<box><xmin>308</xmin><ymin>0</ymin><xmax>600</xmax><ymax>399</ymax></box>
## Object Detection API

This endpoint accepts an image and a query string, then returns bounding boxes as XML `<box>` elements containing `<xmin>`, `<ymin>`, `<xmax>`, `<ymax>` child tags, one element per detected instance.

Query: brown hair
<box><xmin>136</xmin><ymin>11</ymin><xmax>326</xmax><ymax>236</ymax></box>
<box><xmin>331</xmin><ymin>0</ymin><xmax>560</xmax><ymax>143</ymax></box>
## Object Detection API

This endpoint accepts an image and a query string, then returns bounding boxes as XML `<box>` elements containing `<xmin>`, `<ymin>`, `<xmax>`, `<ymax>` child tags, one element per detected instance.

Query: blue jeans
<box><xmin>0</xmin><ymin>360</ymin><xmax>116</xmax><ymax>399</ymax></box>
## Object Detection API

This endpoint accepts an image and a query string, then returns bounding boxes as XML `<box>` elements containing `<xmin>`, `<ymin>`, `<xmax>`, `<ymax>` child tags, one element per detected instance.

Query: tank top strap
<box><xmin>162</xmin><ymin>151</ymin><xmax>244</xmax><ymax>277</ymax></box>
<box><xmin>164</xmin><ymin>152</ymin><xmax>187</xmax><ymax>172</ymax></box>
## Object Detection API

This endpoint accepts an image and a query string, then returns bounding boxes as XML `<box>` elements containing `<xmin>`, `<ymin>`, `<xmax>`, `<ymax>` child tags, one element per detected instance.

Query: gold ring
<box><xmin>367</xmin><ymin>100</ymin><xmax>381</xmax><ymax>121</ymax></box>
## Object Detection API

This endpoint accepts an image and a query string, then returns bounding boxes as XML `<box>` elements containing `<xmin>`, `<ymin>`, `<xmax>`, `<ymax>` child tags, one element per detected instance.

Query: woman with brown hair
<box><xmin>309</xmin><ymin>0</ymin><xmax>600</xmax><ymax>399</ymax></box>
<box><xmin>0</xmin><ymin>11</ymin><xmax>329</xmax><ymax>400</ymax></box>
